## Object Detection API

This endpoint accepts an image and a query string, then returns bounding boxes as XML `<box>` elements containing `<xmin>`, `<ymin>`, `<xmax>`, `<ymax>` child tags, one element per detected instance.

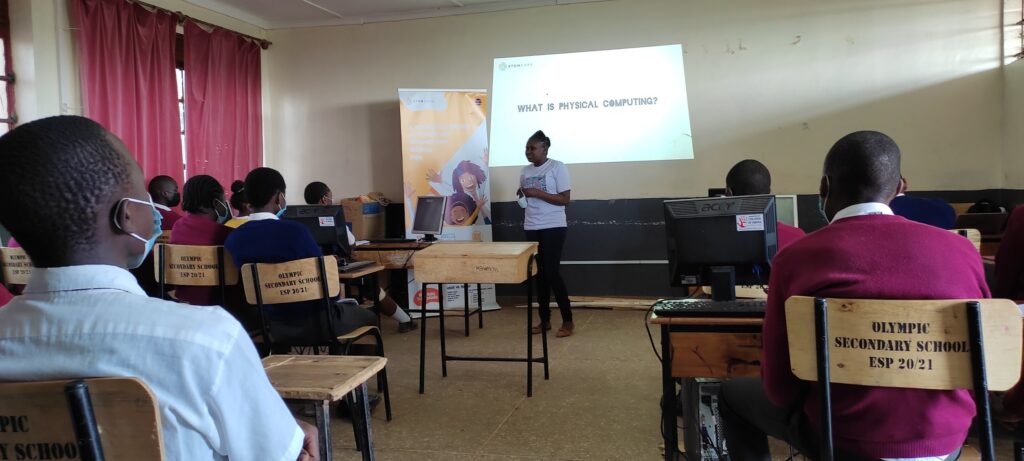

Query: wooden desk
<box><xmin>263</xmin><ymin>355</ymin><xmax>387</xmax><ymax>461</ymax></box>
<box><xmin>648</xmin><ymin>313</ymin><xmax>764</xmax><ymax>461</ymax></box>
<box><xmin>412</xmin><ymin>242</ymin><xmax>547</xmax><ymax>396</ymax></box>
<box><xmin>338</xmin><ymin>263</ymin><xmax>386</xmax><ymax>317</ymax></box>
<box><xmin>352</xmin><ymin>242</ymin><xmax>431</xmax><ymax>269</ymax></box>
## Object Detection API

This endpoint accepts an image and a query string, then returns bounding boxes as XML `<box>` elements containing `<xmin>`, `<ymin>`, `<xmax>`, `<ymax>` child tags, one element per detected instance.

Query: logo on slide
<box><xmin>498</xmin><ymin>62</ymin><xmax>507</xmax><ymax>71</ymax></box>
<box><xmin>498</xmin><ymin>62</ymin><xmax>533</xmax><ymax>71</ymax></box>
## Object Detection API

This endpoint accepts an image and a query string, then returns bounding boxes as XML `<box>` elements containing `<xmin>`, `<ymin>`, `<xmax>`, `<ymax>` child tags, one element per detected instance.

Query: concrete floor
<box><xmin>307</xmin><ymin>307</ymin><xmax>1020</xmax><ymax>460</ymax></box>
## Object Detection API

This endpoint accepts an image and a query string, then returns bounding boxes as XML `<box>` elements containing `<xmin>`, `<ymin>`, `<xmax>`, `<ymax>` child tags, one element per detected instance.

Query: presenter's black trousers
<box><xmin>525</xmin><ymin>226</ymin><xmax>572</xmax><ymax>324</ymax></box>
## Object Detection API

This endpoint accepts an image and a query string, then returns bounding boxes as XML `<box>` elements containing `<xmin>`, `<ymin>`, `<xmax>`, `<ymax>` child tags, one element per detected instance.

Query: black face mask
<box><xmin>168</xmin><ymin>192</ymin><xmax>181</xmax><ymax>207</ymax></box>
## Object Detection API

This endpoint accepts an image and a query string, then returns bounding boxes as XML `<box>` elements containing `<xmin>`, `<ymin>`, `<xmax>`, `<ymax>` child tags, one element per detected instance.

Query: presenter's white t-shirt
<box><xmin>520</xmin><ymin>159</ymin><xmax>571</xmax><ymax>231</ymax></box>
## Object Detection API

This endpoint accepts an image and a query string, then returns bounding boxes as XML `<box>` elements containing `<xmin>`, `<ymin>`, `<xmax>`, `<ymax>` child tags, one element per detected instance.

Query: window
<box><xmin>0</xmin><ymin>0</ymin><xmax>16</xmax><ymax>135</ymax></box>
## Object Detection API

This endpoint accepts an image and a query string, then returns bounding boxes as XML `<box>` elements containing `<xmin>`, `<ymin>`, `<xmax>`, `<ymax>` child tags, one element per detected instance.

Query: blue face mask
<box><xmin>276</xmin><ymin>204</ymin><xmax>287</xmax><ymax>218</ymax></box>
<box><xmin>114</xmin><ymin>195</ymin><xmax>163</xmax><ymax>269</ymax></box>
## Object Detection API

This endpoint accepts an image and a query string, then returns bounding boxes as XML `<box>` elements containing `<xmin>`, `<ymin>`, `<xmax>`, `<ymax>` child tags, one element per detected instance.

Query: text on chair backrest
<box><xmin>153</xmin><ymin>244</ymin><xmax>239</xmax><ymax>286</ymax></box>
<box><xmin>0</xmin><ymin>246</ymin><xmax>32</xmax><ymax>285</ymax></box>
<box><xmin>241</xmin><ymin>255</ymin><xmax>340</xmax><ymax>305</ymax></box>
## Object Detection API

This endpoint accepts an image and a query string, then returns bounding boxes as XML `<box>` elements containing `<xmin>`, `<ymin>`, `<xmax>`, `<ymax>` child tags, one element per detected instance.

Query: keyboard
<box><xmin>652</xmin><ymin>298</ymin><xmax>767</xmax><ymax>318</ymax></box>
<box><xmin>367</xmin><ymin>238</ymin><xmax>416</xmax><ymax>243</ymax></box>
<box><xmin>338</xmin><ymin>260</ymin><xmax>375</xmax><ymax>273</ymax></box>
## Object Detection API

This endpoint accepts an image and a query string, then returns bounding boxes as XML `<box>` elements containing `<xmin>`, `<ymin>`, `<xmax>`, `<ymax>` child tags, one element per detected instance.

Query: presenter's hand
<box><xmin>522</xmin><ymin>188</ymin><xmax>543</xmax><ymax>198</ymax></box>
<box><xmin>296</xmin><ymin>419</ymin><xmax>319</xmax><ymax>461</ymax></box>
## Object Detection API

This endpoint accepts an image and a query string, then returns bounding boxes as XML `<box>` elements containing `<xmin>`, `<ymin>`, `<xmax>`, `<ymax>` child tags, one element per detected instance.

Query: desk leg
<box><xmin>661</xmin><ymin>324</ymin><xmax>678</xmax><ymax>461</ymax></box>
<box><xmin>527</xmin><ymin>258</ymin><xmax>534</xmax><ymax>397</ymax></box>
<box><xmin>463</xmin><ymin>283</ymin><xmax>470</xmax><ymax>337</ymax></box>
<box><xmin>314</xmin><ymin>399</ymin><xmax>332</xmax><ymax>461</ymax></box>
<box><xmin>419</xmin><ymin>285</ymin><xmax>427</xmax><ymax>394</ymax></box>
<box><xmin>477</xmin><ymin>283</ymin><xmax>484</xmax><ymax>329</ymax></box>
<box><xmin>371</xmin><ymin>273</ymin><xmax>381</xmax><ymax>329</ymax></box>
<box><xmin>348</xmin><ymin>383</ymin><xmax>375</xmax><ymax>461</ymax></box>
<box><xmin>438</xmin><ymin>283</ymin><xmax>448</xmax><ymax>377</ymax></box>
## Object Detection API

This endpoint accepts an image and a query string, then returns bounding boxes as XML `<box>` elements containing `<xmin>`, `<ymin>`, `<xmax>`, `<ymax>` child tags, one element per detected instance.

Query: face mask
<box><xmin>517</xmin><ymin>195</ymin><xmax>528</xmax><ymax>209</ymax></box>
<box><xmin>168</xmin><ymin>192</ymin><xmax>181</xmax><ymax>207</ymax></box>
<box><xmin>214</xmin><ymin>199</ymin><xmax>230</xmax><ymax>224</ymax></box>
<box><xmin>114</xmin><ymin>196</ymin><xmax>163</xmax><ymax>269</ymax></box>
<box><xmin>276</xmin><ymin>204</ymin><xmax>287</xmax><ymax>218</ymax></box>
<box><xmin>818</xmin><ymin>195</ymin><xmax>829</xmax><ymax>223</ymax></box>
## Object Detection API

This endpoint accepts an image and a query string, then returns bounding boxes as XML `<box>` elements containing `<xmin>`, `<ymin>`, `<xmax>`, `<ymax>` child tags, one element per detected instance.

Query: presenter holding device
<box><xmin>518</xmin><ymin>130</ymin><xmax>574</xmax><ymax>337</ymax></box>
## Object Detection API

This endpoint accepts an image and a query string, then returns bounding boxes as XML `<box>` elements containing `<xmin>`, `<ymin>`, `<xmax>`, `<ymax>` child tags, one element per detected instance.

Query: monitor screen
<box><xmin>412</xmin><ymin>196</ymin><xmax>446</xmax><ymax>236</ymax></box>
<box><xmin>663</xmin><ymin>195</ymin><xmax>778</xmax><ymax>292</ymax></box>
<box><xmin>774</xmin><ymin>195</ymin><xmax>799</xmax><ymax>227</ymax></box>
<box><xmin>281</xmin><ymin>205</ymin><xmax>350</xmax><ymax>259</ymax></box>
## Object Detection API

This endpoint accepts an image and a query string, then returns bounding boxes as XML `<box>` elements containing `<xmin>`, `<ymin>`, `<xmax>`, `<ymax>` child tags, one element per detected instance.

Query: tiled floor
<box><xmin>306</xmin><ymin>307</ymin><xmax>1019</xmax><ymax>460</ymax></box>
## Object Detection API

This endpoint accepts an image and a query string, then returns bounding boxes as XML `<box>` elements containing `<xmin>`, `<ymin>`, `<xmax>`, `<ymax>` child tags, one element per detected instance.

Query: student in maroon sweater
<box><xmin>725</xmin><ymin>159</ymin><xmax>806</xmax><ymax>250</ymax></box>
<box><xmin>719</xmin><ymin>131</ymin><xmax>986</xmax><ymax>460</ymax></box>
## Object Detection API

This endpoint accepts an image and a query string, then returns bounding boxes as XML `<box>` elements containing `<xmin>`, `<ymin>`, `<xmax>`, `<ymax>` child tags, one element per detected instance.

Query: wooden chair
<box><xmin>785</xmin><ymin>296</ymin><xmax>1023</xmax><ymax>461</ymax></box>
<box><xmin>153</xmin><ymin>244</ymin><xmax>239</xmax><ymax>307</ymax></box>
<box><xmin>155</xmin><ymin>230</ymin><xmax>172</xmax><ymax>245</ymax></box>
<box><xmin>0</xmin><ymin>377</ymin><xmax>163</xmax><ymax>460</ymax></box>
<box><xmin>241</xmin><ymin>255</ymin><xmax>392</xmax><ymax>420</ymax></box>
<box><xmin>0</xmin><ymin>246</ymin><xmax>32</xmax><ymax>292</ymax></box>
<box><xmin>951</xmin><ymin>228</ymin><xmax>982</xmax><ymax>253</ymax></box>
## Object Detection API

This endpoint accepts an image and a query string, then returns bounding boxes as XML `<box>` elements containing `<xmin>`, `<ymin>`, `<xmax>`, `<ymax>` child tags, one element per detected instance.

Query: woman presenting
<box><xmin>518</xmin><ymin>130</ymin><xmax>574</xmax><ymax>337</ymax></box>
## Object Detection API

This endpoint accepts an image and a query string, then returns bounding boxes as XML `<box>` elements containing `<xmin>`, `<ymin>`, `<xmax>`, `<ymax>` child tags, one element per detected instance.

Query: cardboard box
<box><xmin>341</xmin><ymin>197</ymin><xmax>385</xmax><ymax>240</ymax></box>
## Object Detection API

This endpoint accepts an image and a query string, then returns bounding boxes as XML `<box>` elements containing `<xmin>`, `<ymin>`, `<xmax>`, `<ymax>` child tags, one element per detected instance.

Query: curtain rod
<box><xmin>130</xmin><ymin>0</ymin><xmax>272</xmax><ymax>49</ymax></box>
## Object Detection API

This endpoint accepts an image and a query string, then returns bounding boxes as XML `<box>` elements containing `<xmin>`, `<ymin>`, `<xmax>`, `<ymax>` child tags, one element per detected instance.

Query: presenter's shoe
<box><xmin>556</xmin><ymin>322</ymin><xmax>575</xmax><ymax>338</ymax></box>
<box><xmin>531</xmin><ymin>322</ymin><xmax>551</xmax><ymax>334</ymax></box>
<box><xmin>398</xmin><ymin>320</ymin><xmax>418</xmax><ymax>334</ymax></box>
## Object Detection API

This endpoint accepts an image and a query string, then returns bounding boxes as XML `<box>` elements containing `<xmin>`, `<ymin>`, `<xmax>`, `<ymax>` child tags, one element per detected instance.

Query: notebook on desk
<box><xmin>652</xmin><ymin>298</ymin><xmax>767</xmax><ymax>318</ymax></box>
<box><xmin>338</xmin><ymin>259</ymin><xmax>374</xmax><ymax>273</ymax></box>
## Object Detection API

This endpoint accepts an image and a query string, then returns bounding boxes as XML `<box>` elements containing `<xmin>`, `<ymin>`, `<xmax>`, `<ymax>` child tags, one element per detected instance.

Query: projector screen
<box><xmin>489</xmin><ymin>44</ymin><xmax>693</xmax><ymax>167</ymax></box>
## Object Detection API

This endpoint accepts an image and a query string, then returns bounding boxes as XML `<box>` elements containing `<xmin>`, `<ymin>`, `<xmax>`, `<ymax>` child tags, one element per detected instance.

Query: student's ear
<box><xmin>897</xmin><ymin>177</ymin><xmax>908</xmax><ymax>195</ymax></box>
<box><xmin>819</xmin><ymin>176</ymin><xmax>829</xmax><ymax>200</ymax></box>
<box><xmin>724</xmin><ymin>187</ymin><xmax>733</xmax><ymax>197</ymax></box>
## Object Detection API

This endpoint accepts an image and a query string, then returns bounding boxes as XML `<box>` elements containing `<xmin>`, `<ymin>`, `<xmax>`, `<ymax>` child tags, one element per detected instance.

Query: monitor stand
<box><xmin>709</xmin><ymin>266</ymin><xmax>736</xmax><ymax>301</ymax></box>
<box><xmin>422</xmin><ymin>234</ymin><xmax>438</xmax><ymax>243</ymax></box>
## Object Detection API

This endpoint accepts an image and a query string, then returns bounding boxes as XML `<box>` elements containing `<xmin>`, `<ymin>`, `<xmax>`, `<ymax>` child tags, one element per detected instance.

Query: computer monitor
<box><xmin>412</xmin><ymin>196</ymin><xmax>446</xmax><ymax>242</ymax></box>
<box><xmin>707</xmin><ymin>188</ymin><xmax>728</xmax><ymax>197</ymax></box>
<box><xmin>281</xmin><ymin>205</ymin><xmax>352</xmax><ymax>259</ymax></box>
<box><xmin>664</xmin><ymin>195</ymin><xmax>778</xmax><ymax>301</ymax></box>
<box><xmin>774</xmin><ymin>194</ymin><xmax>799</xmax><ymax>227</ymax></box>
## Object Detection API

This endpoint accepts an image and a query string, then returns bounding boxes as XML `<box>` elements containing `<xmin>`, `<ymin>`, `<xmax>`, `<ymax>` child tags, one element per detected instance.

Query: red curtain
<box><xmin>183</xmin><ymin>21</ymin><xmax>262</xmax><ymax>187</ymax></box>
<box><xmin>71</xmin><ymin>0</ymin><xmax>183</xmax><ymax>187</ymax></box>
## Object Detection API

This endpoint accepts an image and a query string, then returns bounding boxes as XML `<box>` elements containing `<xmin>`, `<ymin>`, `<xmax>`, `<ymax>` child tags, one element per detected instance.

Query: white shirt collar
<box><xmin>247</xmin><ymin>212</ymin><xmax>279</xmax><ymax>221</ymax></box>
<box><xmin>23</xmin><ymin>265</ymin><xmax>146</xmax><ymax>296</ymax></box>
<box><xmin>153</xmin><ymin>203</ymin><xmax>172</xmax><ymax>212</ymax></box>
<box><xmin>831</xmin><ymin>202</ymin><xmax>894</xmax><ymax>223</ymax></box>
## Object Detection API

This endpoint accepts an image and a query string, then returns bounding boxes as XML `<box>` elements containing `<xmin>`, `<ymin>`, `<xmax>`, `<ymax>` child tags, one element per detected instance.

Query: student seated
<box><xmin>719</xmin><ymin>131</ymin><xmax>986</xmax><ymax>460</ymax></box>
<box><xmin>225</xmin><ymin>179</ymin><xmax>251</xmax><ymax>228</ymax></box>
<box><xmin>0</xmin><ymin>116</ymin><xmax>316</xmax><ymax>460</ymax></box>
<box><xmin>148</xmin><ymin>174</ymin><xmax>182</xmax><ymax>230</ymax></box>
<box><xmin>889</xmin><ymin>176</ymin><xmax>956</xmax><ymax>229</ymax></box>
<box><xmin>725</xmin><ymin>159</ymin><xmax>805</xmax><ymax>250</ymax></box>
<box><xmin>303</xmin><ymin>181</ymin><xmax>417</xmax><ymax>333</ymax></box>
<box><xmin>994</xmin><ymin>204</ymin><xmax>1024</xmax><ymax>299</ymax></box>
<box><xmin>226</xmin><ymin>169</ymin><xmax>380</xmax><ymax>349</ymax></box>
<box><xmin>168</xmin><ymin>175</ymin><xmax>258</xmax><ymax>330</ymax></box>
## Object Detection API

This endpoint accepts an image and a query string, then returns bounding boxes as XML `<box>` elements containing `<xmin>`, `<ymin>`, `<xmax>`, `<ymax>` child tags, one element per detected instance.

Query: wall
<box><xmin>264</xmin><ymin>0</ymin><xmax>1004</xmax><ymax>204</ymax></box>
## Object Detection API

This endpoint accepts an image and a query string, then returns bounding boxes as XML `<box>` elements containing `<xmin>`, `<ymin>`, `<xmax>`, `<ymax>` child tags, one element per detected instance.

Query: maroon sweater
<box><xmin>777</xmin><ymin>221</ymin><xmax>805</xmax><ymax>250</ymax></box>
<box><xmin>763</xmin><ymin>214</ymin><xmax>988</xmax><ymax>458</ymax></box>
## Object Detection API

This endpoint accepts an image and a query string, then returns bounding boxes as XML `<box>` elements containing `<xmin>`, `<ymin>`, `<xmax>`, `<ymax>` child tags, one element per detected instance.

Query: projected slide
<box><xmin>490</xmin><ymin>44</ymin><xmax>693</xmax><ymax>167</ymax></box>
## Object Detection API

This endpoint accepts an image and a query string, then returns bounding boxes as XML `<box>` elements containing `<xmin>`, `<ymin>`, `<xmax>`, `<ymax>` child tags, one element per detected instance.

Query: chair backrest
<box><xmin>786</xmin><ymin>296</ymin><xmax>1022</xmax><ymax>390</ymax></box>
<box><xmin>0</xmin><ymin>377</ymin><xmax>163</xmax><ymax>460</ymax></box>
<box><xmin>0</xmin><ymin>246</ymin><xmax>32</xmax><ymax>287</ymax></box>
<box><xmin>240</xmin><ymin>256</ymin><xmax>340</xmax><ymax>305</ymax></box>
<box><xmin>785</xmin><ymin>295</ymin><xmax>1023</xmax><ymax>461</ymax></box>
<box><xmin>153</xmin><ymin>244</ymin><xmax>239</xmax><ymax>288</ymax></box>
<box><xmin>951</xmin><ymin>228</ymin><xmax>982</xmax><ymax>253</ymax></box>
<box><xmin>155</xmin><ymin>230</ymin><xmax>172</xmax><ymax>245</ymax></box>
<box><xmin>240</xmin><ymin>256</ymin><xmax>340</xmax><ymax>349</ymax></box>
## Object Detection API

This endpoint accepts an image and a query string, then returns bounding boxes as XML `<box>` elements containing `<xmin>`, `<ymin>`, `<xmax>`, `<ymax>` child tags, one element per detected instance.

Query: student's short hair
<box><xmin>148</xmin><ymin>175</ymin><xmax>176</xmax><ymax>196</ymax></box>
<box><xmin>304</xmin><ymin>181</ymin><xmax>330</xmax><ymax>205</ymax></box>
<box><xmin>244</xmin><ymin>167</ymin><xmax>286</xmax><ymax>209</ymax></box>
<box><xmin>824</xmin><ymin>131</ymin><xmax>901</xmax><ymax>200</ymax></box>
<box><xmin>181</xmin><ymin>175</ymin><xmax>224</xmax><ymax>214</ymax></box>
<box><xmin>528</xmin><ymin>130</ymin><xmax>550</xmax><ymax>148</ymax></box>
<box><xmin>0</xmin><ymin>116</ymin><xmax>135</xmax><ymax>267</ymax></box>
<box><xmin>726</xmin><ymin>159</ymin><xmax>771</xmax><ymax>196</ymax></box>
<box><xmin>229</xmin><ymin>180</ymin><xmax>247</xmax><ymax>212</ymax></box>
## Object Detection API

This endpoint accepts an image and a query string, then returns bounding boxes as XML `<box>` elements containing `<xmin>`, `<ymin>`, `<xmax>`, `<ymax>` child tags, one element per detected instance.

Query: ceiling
<box><xmin>181</xmin><ymin>0</ymin><xmax>608</xmax><ymax>29</ymax></box>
